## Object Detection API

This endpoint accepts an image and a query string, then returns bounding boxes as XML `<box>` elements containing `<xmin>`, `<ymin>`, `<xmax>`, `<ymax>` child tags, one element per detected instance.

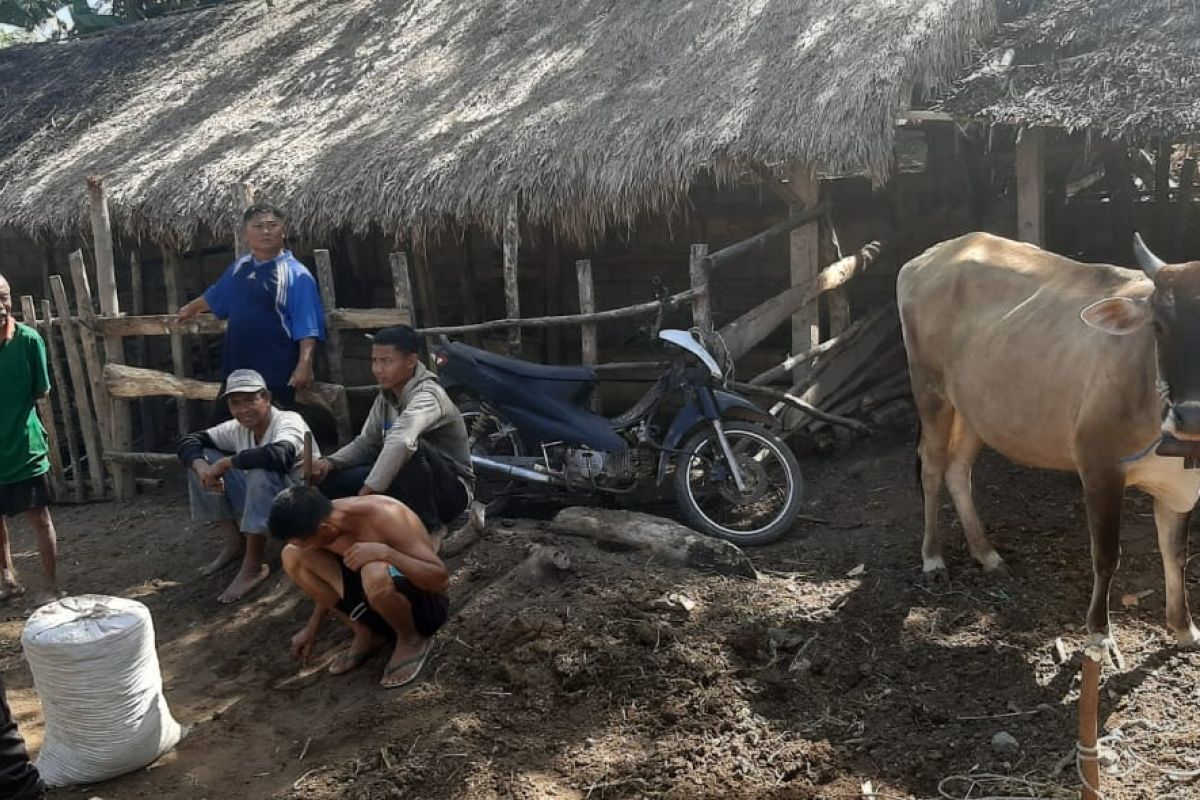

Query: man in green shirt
<box><xmin>0</xmin><ymin>274</ymin><xmax>60</xmax><ymax>606</ymax></box>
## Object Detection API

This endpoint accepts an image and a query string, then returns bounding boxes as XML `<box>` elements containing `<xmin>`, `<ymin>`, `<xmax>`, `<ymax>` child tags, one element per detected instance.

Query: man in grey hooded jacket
<box><xmin>311</xmin><ymin>325</ymin><xmax>473</xmax><ymax>542</ymax></box>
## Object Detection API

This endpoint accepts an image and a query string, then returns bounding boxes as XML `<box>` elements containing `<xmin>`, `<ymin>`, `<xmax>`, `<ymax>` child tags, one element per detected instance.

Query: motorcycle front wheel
<box><xmin>672</xmin><ymin>421</ymin><xmax>804</xmax><ymax>546</ymax></box>
<box><xmin>459</xmin><ymin>400</ymin><xmax>524</xmax><ymax>518</ymax></box>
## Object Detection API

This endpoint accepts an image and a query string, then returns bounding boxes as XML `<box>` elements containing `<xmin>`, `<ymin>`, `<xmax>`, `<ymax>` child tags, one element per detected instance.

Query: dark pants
<box><xmin>320</xmin><ymin>445</ymin><xmax>468</xmax><ymax>532</ymax></box>
<box><xmin>0</xmin><ymin>677</ymin><xmax>43</xmax><ymax>800</ymax></box>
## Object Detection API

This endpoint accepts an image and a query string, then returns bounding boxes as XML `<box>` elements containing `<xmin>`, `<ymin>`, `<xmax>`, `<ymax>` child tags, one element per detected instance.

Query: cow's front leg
<box><xmin>1153</xmin><ymin>499</ymin><xmax>1200</xmax><ymax>647</ymax></box>
<box><xmin>1081</xmin><ymin>468</ymin><xmax>1126</xmax><ymax>668</ymax></box>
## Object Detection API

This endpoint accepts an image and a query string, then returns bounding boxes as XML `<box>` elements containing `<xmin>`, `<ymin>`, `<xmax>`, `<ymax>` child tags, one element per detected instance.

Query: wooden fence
<box><xmin>19</xmin><ymin>178</ymin><xmax>864</xmax><ymax>504</ymax></box>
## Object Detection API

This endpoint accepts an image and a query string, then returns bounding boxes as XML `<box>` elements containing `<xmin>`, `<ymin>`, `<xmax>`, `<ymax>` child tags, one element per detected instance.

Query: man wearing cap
<box><xmin>178</xmin><ymin>369</ymin><xmax>319</xmax><ymax>603</ymax></box>
<box><xmin>310</xmin><ymin>325</ymin><xmax>473</xmax><ymax>547</ymax></box>
<box><xmin>0</xmin><ymin>273</ymin><xmax>61</xmax><ymax>607</ymax></box>
<box><xmin>176</xmin><ymin>203</ymin><xmax>326</xmax><ymax>419</ymax></box>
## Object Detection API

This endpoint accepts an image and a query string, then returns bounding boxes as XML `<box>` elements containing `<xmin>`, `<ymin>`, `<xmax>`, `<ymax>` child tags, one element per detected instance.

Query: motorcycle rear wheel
<box><xmin>459</xmin><ymin>400</ymin><xmax>524</xmax><ymax>518</ymax></box>
<box><xmin>672</xmin><ymin>421</ymin><xmax>803</xmax><ymax>546</ymax></box>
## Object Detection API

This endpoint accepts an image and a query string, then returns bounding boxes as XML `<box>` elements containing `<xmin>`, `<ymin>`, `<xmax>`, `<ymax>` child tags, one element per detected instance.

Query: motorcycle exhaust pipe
<box><xmin>471</xmin><ymin>455</ymin><xmax>557</xmax><ymax>484</ymax></box>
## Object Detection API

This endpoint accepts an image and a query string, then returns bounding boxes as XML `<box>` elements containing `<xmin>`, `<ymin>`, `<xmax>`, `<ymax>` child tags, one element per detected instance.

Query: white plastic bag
<box><xmin>21</xmin><ymin>595</ymin><xmax>185</xmax><ymax>786</ymax></box>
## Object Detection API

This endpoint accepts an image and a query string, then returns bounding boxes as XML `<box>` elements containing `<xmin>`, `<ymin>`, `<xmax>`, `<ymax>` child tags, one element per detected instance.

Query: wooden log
<box><xmin>67</xmin><ymin>250</ymin><xmax>113</xmax><ymax>450</ymax></box>
<box><xmin>50</xmin><ymin>275</ymin><xmax>106</xmax><ymax>499</ymax></box>
<box><xmin>162</xmin><ymin>248</ymin><xmax>190</xmax><ymax>436</ymax></box>
<box><xmin>389</xmin><ymin>251</ymin><xmax>416</xmax><ymax>326</ymax></box>
<box><xmin>550</xmin><ymin>507</ymin><xmax>758</xmax><ymax>579</ymax></box>
<box><xmin>42</xmin><ymin>299</ymin><xmax>84</xmax><ymax>503</ymax></box>
<box><xmin>20</xmin><ymin>297</ymin><xmax>66</xmax><ymax>501</ymax></box>
<box><xmin>312</xmin><ymin>249</ymin><xmax>353</xmax><ymax>446</ymax></box>
<box><xmin>1016</xmin><ymin>127</ymin><xmax>1046</xmax><ymax>247</ymax></box>
<box><xmin>1078</xmin><ymin>646</ymin><xmax>1103</xmax><ymax>800</ymax></box>
<box><xmin>329</xmin><ymin>308</ymin><xmax>416</xmax><ymax>329</ymax></box>
<box><xmin>103</xmin><ymin>363</ymin><xmax>345</xmax><ymax>418</ymax></box>
<box><xmin>690</xmin><ymin>244</ymin><xmax>711</xmax><ymax>335</ymax></box>
<box><xmin>103</xmin><ymin>451</ymin><xmax>178</xmax><ymax>468</ymax></box>
<box><xmin>575</xmin><ymin>259</ymin><xmax>597</xmax><ymax>365</ymax></box>
<box><xmin>702</xmin><ymin>199</ymin><xmax>831</xmax><ymax>274</ymax></box>
<box><xmin>503</xmin><ymin>198</ymin><xmax>521</xmax><ymax>355</ymax></box>
<box><xmin>747</xmin><ymin>316</ymin><xmax>866</xmax><ymax>386</ymax></box>
<box><xmin>87</xmin><ymin>179</ymin><xmax>135</xmax><ymax>500</ymax></box>
<box><xmin>730</xmin><ymin>381</ymin><xmax>870</xmax><ymax>433</ymax></box>
<box><xmin>720</xmin><ymin>242</ymin><xmax>882</xmax><ymax>362</ymax></box>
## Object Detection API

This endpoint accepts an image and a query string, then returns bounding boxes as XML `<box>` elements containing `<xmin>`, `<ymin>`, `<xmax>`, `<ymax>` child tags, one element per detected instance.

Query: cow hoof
<box><xmin>922</xmin><ymin>566</ymin><xmax>950</xmax><ymax>586</ymax></box>
<box><xmin>979</xmin><ymin>551</ymin><xmax>1008</xmax><ymax>577</ymax></box>
<box><xmin>1087</xmin><ymin>633</ymin><xmax>1127</xmax><ymax>671</ymax></box>
<box><xmin>1173</xmin><ymin>625</ymin><xmax>1200</xmax><ymax>649</ymax></box>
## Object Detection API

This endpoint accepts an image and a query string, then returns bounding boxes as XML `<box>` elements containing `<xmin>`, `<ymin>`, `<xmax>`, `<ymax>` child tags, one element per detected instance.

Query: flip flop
<box><xmin>380</xmin><ymin>639</ymin><xmax>433</xmax><ymax>690</ymax></box>
<box><xmin>0</xmin><ymin>585</ymin><xmax>26</xmax><ymax>603</ymax></box>
<box><xmin>328</xmin><ymin>644</ymin><xmax>383</xmax><ymax>676</ymax></box>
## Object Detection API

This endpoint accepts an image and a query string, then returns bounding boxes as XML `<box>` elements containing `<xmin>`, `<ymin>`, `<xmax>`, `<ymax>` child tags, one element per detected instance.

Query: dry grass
<box><xmin>939</xmin><ymin>0</ymin><xmax>1200</xmax><ymax>139</ymax></box>
<box><xmin>0</xmin><ymin>0</ymin><xmax>994</xmax><ymax>245</ymax></box>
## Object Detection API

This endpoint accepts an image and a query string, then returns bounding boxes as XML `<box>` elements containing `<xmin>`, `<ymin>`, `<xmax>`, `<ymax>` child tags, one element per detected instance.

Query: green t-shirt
<box><xmin>0</xmin><ymin>322</ymin><xmax>51</xmax><ymax>485</ymax></box>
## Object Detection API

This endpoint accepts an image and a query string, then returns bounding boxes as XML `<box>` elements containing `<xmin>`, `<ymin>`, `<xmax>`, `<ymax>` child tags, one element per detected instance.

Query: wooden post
<box><xmin>503</xmin><ymin>198</ymin><xmax>521</xmax><ymax>356</ymax></box>
<box><xmin>128</xmin><ymin>250</ymin><xmax>158</xmax><ymax>451</ymax></box>
<box><xmin>232</xmin><ymin>182</ymin><xmax>256</xmax><ymax>256</ymax></box>
<box><xmin>1016</xmin><ymin>127</ymin><xmax>1046</xmax><ymax>247</ymax></box>
<box><xmin>20</xmin><ymin>296</ymin><xmax>66</xmax><ymax>501</ymax></box>
<box><xmin>162</xmin><ymin>248</ymin><xmax>190</xmax><ymax>436</ymax></box>
<box><xmin>67</xmin><ymin>250</ymin><xmax>113</xmax><ymax>450</ymax></box>
<box><xmin>689</xmin><ymin>243</ymin><xmax>711</xmax><ymax>335</ymax></box>
<box><xmin>42</xmin><ymin>299</ymin><xmax>84</xmax><ymax>503</ymax></box>
<box><xmin>575</xmin><ymin>259</ymin><xmax>597</xmax><ymax>365</ymax></box>
<box><xmin>50</xmin><ymin>275</ymin><xmax>106</xmax><ymax>499</ymax></box>
<box><xmin>1077</xmin><ymin>646</ymin><xmax>1103</xmax><ymax>800</ymax></box>
<box><xmin>787</xmin><ymin>165</ymin><xmax>821</xmax><ymax>366</ymax></box>
<box><xmin>313</xmin><ymin>249</ymin><xmax>352</xmax><ymax>445</ymax></box>
<box><xmin>85</xmin><ymin>177</ymin><xmax>120</xmax><ymax>320</ymax></box>
<box><xmin>389</xmin><ymin>252</ymin><xmax>416</xmax><ymax>324</ymax></box>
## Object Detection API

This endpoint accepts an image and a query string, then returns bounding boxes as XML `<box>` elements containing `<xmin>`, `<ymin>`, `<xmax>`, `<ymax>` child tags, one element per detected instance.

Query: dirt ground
<box><xmin>3</xmin><ymin>429</ymin><xmax>1200</xmax><ymax>799</ymax></box>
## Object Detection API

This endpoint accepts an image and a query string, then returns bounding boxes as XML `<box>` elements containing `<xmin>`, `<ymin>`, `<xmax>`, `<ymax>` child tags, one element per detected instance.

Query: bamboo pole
<box><xmin>689</xmin><ymin>244</ymin><xmax>711</xmax><ymax>336</ymax></box>
<box><xmin>1077</xmin><ymin>646</ymin><xmax>1103</xmax><ymax>800</ymax></box>
<box><xmin>389</xmin><ymin>252</ymin><xmax>416</xmax><ymax>325</ymax></box>
<box><xmin>313</xmin><ymin>249</ymin><xmax>352</xmax><ymax>445</ymax></box>
<box><xmin>67</xmin><ymin>250</ymin><xmax>113</xmax><ymax>450</ymax></box>
<box><xmin>42</xmin><ymin>299</ymin><xmax>84</xmax><ymax>503</ymax></box>
<box><xmin>503</xmin><ymin>198</ymin><xmax>521</xmax><ymax>355</ymax></box>
<box><xmin>87</xmin><ymin>178</ymin><xmax>135</xmax><ymax>499</ymax></box>
<box><xmin>20</xmin><ymin>296</ymin><xmax>66</xmax><ymax>501</ymax></box>
<box><xmin>575</xmin><ymin>259</ymin><xmax>597</xmax><ymax>366</ymax></box>
<box><xmin>50</xmin><ymin>275</ymin><xmax>106</xmax><ymax>499</ymax></box>
<box><xmin>162</xmin><ymin>248</ymin><xmax>191</xmax><ymax>435</ymax></box>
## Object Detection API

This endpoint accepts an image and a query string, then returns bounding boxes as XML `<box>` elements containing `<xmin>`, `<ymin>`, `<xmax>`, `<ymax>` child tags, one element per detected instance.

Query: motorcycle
<box><xmin>431</xmin><ymin>329</ymin><xmax>804</xmax><ymax>546</ymax></box>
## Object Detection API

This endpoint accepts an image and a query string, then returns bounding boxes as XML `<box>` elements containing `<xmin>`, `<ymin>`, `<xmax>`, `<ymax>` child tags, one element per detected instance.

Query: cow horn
<box><xmin>1133</xmin><ymin>233</ymin><xmax>1166</xmax><ymax>277</ymax></box>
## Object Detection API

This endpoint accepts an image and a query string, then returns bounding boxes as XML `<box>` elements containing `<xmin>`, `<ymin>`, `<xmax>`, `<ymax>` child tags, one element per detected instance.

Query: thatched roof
<box><xmin>938</xmin><ymin>0</ymin><xmax>1200</xmax><ymax>138</ymax></box>
<box><xmin>0</xmin><ymin>0</ymin><xmax>994</xmax><ymax>245</ymax></box>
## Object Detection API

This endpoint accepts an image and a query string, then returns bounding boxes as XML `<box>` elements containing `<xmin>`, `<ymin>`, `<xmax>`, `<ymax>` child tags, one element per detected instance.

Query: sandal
<box><xmin>380</xmin><ymin>639</ymin><xmax>433</xmax><ymax>690</ymax></box>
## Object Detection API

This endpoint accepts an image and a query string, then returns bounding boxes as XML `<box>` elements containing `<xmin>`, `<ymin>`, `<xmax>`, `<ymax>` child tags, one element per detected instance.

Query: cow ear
<box><xmin>1080</xmin><ymin>296</ymin><xmax>1152</xmax><ymax>335</ymax></box>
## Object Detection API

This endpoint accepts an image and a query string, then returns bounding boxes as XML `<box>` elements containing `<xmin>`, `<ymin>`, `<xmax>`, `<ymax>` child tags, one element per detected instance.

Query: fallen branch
<box><xmin>549</xmin><ymin>507</ymin><xmax>758</xmax><ymax>579</ymax></box>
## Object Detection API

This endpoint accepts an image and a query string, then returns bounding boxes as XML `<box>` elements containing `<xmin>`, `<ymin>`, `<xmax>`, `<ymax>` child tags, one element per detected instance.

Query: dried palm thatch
<box><xmin>939</xmin><ymin>0</ymin><xmax>1200</xmax><ymax>139</ymax></box>
<box><xmin>0</xmin><ymin>0</ymin><xmax>994</xmax><ymax>245</ymax></box>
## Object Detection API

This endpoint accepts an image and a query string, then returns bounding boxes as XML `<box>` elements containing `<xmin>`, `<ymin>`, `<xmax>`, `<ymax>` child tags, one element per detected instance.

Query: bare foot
<box><xmin>329</xmin><ymin>629</ymin><xmax>388</xmax><ymax>676</ymax></box>
<box><xmin>0</xmin><ymin>582</ymin><xmax>25</xmax><ymax>603</ymax></box>
<box><xmin>199</xmin><ymin>544</ymin><xmax>244</xmax><ymax>577</ymax></box>
<box><xmin>381</xmin><ymin>637</ymin><xmax>432</xmax><ymax>689</ymax></box>
<box><xmin>217</xmin><ymin>564</ymin><xmax>270</xmax><ymax>604</ymax></box>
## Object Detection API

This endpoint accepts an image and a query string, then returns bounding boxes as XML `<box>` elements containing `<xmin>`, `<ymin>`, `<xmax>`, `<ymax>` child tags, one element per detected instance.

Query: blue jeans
<box><xmin>186</xmin><ymin>448</ymin><xmax>291</xmax><ymax>534</ymax></box>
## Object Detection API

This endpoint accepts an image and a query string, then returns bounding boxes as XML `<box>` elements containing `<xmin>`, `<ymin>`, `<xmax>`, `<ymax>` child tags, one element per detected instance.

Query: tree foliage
<box><xmin>0</xmin><ymin>0</ymin><xmax>226</xmax><ymax>38</ymax></box>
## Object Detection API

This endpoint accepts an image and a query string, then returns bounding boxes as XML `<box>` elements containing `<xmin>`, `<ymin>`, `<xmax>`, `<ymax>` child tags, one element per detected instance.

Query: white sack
<box><xmin>21</xmin><ymin>595</ymin><xmax>184</xmax><ymax>786</ymax></box>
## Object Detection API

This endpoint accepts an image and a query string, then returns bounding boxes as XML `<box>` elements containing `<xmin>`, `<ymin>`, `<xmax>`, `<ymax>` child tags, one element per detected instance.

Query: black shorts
<box><xmin>336</xmin><ymin>562</ymin><xmax>449</xmax><ymax>639</ymax></box>
<box><xmin>0</xmin><ymin>475</ymin><xmax>49</xmax><ymax>518</ymax></box>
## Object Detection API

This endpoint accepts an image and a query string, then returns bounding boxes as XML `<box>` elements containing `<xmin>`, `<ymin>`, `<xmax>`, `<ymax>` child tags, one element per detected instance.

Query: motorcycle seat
<box><xmin>462</xmin><ymin>345</ymin><xmax>597</xmax><ymax>384</ymax></box>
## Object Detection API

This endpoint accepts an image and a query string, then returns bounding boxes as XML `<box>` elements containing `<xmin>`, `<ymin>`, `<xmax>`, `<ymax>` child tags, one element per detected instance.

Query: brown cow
<box><xmin>898</xmin><ymin>232</ymin><xmax>1200</xmax><ymax>663</ymax></box>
